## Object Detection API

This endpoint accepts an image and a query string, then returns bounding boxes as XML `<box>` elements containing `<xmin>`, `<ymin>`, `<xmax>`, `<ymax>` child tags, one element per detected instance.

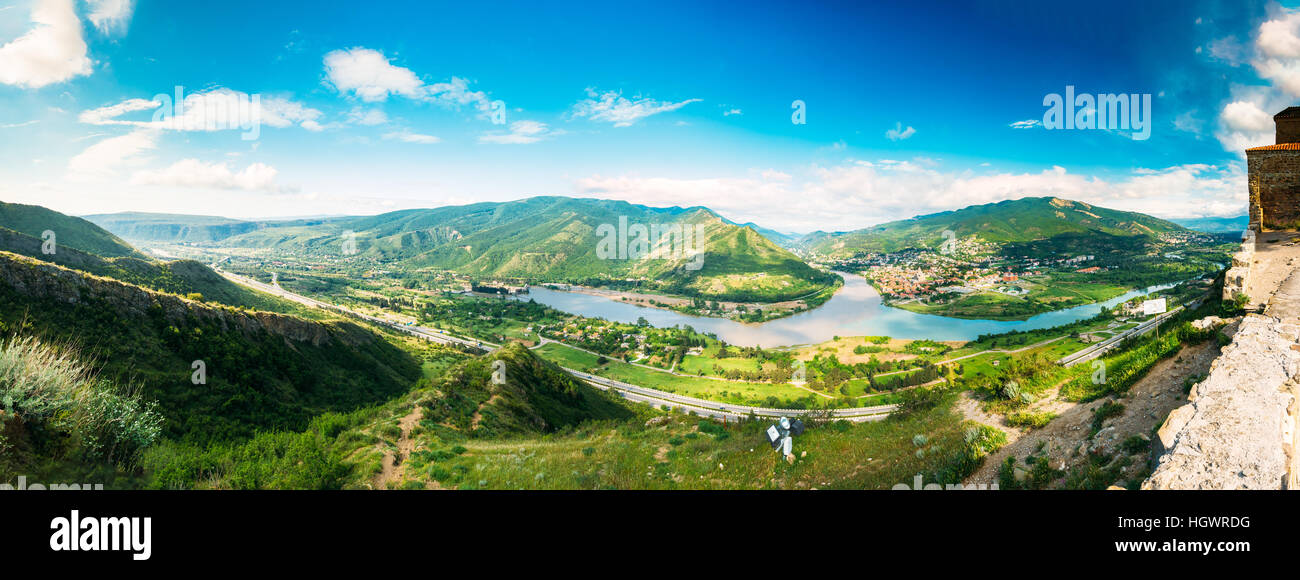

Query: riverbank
<box><xmin>516</xmin><ymin>272</ymin><xmax>1191</xmax><ymax>347</ymax></box>
<box><xmin>536</xmin><ymin>281</ymin><xmax>834</xmax><ymax>323</ymax></box>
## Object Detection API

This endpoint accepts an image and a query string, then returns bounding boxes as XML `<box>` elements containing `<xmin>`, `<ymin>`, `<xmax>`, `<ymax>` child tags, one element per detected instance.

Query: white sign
<box><xmin>1142</xmin><ymin>298</ymin><xmax>1167</xmax><ymax>316</ymax></box>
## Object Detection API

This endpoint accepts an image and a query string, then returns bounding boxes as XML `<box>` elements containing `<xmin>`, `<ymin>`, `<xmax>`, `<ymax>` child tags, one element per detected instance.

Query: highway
<box><xmin>217</xmin><ymin>268</ymin><xmax>896</xmax><ymax>422</ymax></box>
<box><xmin>1057</xmin><ymin>305</ymin><xmax>1184</xmax><ymax>366</ymax></box>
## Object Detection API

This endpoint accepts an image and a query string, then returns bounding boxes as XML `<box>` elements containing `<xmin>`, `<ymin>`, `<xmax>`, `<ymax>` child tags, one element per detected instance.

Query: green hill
<box><xmin>0</xmin><ymin>200</ymin><xmax>143</xmax><ymax>258</ymax></box>
<box><xmin>800</xmin><ymin>197</ymin><xmax>1191</xmax><ymax>258</ymax></box>
<box><xmin>0</xmin><ymin>251</ymin><xmax>423</xmax><ymax>444</ymax></box>
<box><xmin>419</xmin><ymin>342</ymin><xmax>634</xmax><ymax>439</ymax></box>
<box><xmin>218</xmin><ymin>196</ymin><xmax>838</xmax><ymax>302</ymax></box>
<box><xmin>0</xmin><ymin>225</ymin><xmax>320</xmax><ymax>318</ymax></box>
<box><xmin>82</xmin><ymin>211</ymin><xmax>263</xmax><ymax>243</ymax></box>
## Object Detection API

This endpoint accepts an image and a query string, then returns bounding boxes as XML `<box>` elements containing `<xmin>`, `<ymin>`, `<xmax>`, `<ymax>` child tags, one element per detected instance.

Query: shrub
<box><xmin>0</xmin><ymin>336</ymin><xmax>162</xmax><ymax>466</ymax></box>
<box><xmin>1005</xmin><ymin>410</ymin><xmax>1057</xmax><ymax>429</ymax></box>
<box><xmin>1090</xmin><ymin>401</ymin><xmax>1126</xmax><ymax>437</ymax></box>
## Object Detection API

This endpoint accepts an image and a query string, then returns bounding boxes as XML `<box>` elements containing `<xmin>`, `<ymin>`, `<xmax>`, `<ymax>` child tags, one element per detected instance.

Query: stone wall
<box><xmin>1222</xmin><ymin>229</ymin><xmax>1254</xmax><ymax>303</ymax></box>
<box><xmin>1248</xmin><ymin>149</ymin><xmax>1300</xmax><ymax>230</ymax></box>
<box><xmin>1144</xmin><ymin>314</ymin><xmax>1298</xmax><ymax>489</ymax></box>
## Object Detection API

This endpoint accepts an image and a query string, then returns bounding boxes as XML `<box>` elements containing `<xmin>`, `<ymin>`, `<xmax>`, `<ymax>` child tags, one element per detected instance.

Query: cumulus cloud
<box><xmin>322</xmin><ymin>47</ymin><xmax>495</xmax><ymax>116</ymax></box>
<box><xmin>324</xmin><ymin>47</ymin><xmax>424</xmax><ymax>101</ymax></box>
<box><xmin>885</xmin><ymin>122</ymin><xmax>916</xmax><ymax>141</ymax></box>
<box><xmin>478</xmin><ymin>120</ymin><xmax>554</xmax><ymax>144</ymax></box>
<box><xmin>0</xmin><ymin>0</ymin><xmax>92</xmax><ymax>88</ymax></box>
<box><xmin>67</xmin><ymin>130</ymin><xmax>156</xmax><ymax>177</ymax></box>
<box><xmin>1216</xmin><ymin>7</ymin><xmax>1300</xmax><ymax>152</ymax></box>
<box><xmin>1221</xmin><ymin>100</ymin><xmax>1273</xmax><ymax>132</ymax></box>
<box><xmin>85</xmin><ymin>0</ymin><xmax>135</xmax><ymax>35</ymax></box>
<box><xmin>130</xmin><ymin>159</ymin><xmax>292</xmax><ymax>192</ymax></box>
<box><xmin>571</xmin><ymin>88</ymin><xmax>700</xmax><ymax>127</ymax></box>
<box><xmin>573</xmin><ymin>159</ymin><xmax>1245</xmax><ymax>233</ymax></box>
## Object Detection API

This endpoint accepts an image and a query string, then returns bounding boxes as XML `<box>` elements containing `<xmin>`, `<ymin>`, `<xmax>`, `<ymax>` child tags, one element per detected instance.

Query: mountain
<box><xmin>0</xmin><ymin>250</ymin><xmax>422</xmax><ymax>444</ymax></box>
<box><xmin>0</xmin><ymin>201</ymin><xmax>143</xmax><ymax>258</ymax></box>
<box><xmin>83</xmin><ymin>212</ymin><xmax>263</xmax><ymax>243</ymax></box>
<box><xmin>800</xmin><ymin>197</ymin><xmax>1193</xmax><ymax>258</ymax></box>
<box><xmin>0</xmin><ymin>211</ymin><xmax>319</xmax><ymax>317</ymax></box>
<box><xmin>218</xmin><ymin>196</ymin><xmax>839</xmax><ymax>302</ymax></box>
<box><xmin>721</xmin><ymin>218</ymin><xmax>800</xmax><ymax>247</ymax></box>
<box><xmin>1170</xmin><ymin>215</ymin><xmax>1248</xmax><ymax>234</ymax></box>
<box><xmin>419</xmin><ymin>341</ymin><xmax>634</xmax><ymax>439</ymax></box>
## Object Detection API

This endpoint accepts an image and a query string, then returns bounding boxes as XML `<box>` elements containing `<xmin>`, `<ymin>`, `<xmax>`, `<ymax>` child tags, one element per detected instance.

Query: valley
<box><xmin>0</xmin><ymin>196</ymin><xmax>1239</xmax><ymax>491</ymax></box>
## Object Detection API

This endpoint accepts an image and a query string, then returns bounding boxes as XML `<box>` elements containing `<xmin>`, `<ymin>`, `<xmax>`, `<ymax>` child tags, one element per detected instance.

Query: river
<box><xmin>513</xmin><ymin>273</ymin><xmax>1178</xmax><ymax>347</ymax></box>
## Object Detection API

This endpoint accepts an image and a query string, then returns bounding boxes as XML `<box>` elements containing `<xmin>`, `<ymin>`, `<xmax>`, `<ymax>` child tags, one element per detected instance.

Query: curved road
<box><xmin>217</xmin><ymin>268</ymin><xmax>896</xmax><ymax>422</ymax></box>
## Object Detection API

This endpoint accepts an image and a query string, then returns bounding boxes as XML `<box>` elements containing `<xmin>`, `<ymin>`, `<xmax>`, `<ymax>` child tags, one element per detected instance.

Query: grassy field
<box><xmin>395</xmin><ymin>396</ymin><xmax>1002</xmax><ymax>490</ymax></box>
<box><xmin>533</xmin><ymin>342</ymin><xmax>824</xmax><ymax>407</ymax></box>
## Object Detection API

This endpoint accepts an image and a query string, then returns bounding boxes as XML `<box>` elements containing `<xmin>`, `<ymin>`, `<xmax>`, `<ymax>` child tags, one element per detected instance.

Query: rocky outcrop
<box><xmin>1222</xmin><ymin>229</ymin><xmax>1255</xmax><ymax>302</ymax></box>
<box><xmin>1144</xmin><ymin>313</ymin><xmax>1299</xmax><ymax>489</ymax></box>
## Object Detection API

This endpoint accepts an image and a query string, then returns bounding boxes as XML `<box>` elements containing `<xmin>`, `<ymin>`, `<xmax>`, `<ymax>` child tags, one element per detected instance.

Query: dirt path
<box><xmin>375</xmin><ymin>406</ymin><xmax>423</xmax><ymax>490</ymax></box>
<box><xmin>962</xmin><ymin>340</ymin><xmax>1222</xmax><ymax>487</ymax></box>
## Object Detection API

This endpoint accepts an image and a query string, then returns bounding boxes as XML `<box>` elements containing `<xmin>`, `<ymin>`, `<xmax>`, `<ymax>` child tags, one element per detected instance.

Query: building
<box><xmin>1246</xmin><ymin>107</ymin><xmax>1300</xmax><ymax>231</ymax></box>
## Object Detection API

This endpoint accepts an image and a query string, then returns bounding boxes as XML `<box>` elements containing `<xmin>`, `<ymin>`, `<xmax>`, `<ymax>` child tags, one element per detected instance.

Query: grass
<box><xmin>0</xmin><ymin>336</ymin><xmax>164</xmax><ymax>478</ymax></box>
<box><xmin>398</xmin><ymin>394</ymin><xmax>1001</xmax><ymax>490</ymax></box>
<box><xmin>533</xmin><ymin>342</ymin><xmax>824</xmax><ymax>407</ymax></box>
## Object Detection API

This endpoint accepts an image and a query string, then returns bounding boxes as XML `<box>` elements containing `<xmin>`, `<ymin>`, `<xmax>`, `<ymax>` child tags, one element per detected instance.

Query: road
<box><xmin>217</xmin><ymin>268</ymin><xmax>895</xmax><ymax>422</ymax></box>
<box><xmin>1057</xmin><ymin>306</ymin><xmax>1184</xmax><ymax>367</ymax></box>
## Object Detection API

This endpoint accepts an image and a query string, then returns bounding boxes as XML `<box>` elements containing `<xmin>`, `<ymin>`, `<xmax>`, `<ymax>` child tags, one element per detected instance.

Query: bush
<box><xmin>1090</xmin><ymin>401</ymin><xmax>1125</xmax><ymax>437</ymax></box>
<box><xmin>0</xmin><ymin>336</ymin><xmax>162</xmax><ymax>466</ymax></box>
<box><xmin>1005</xmin><ymin>410</ymin><xmax>1057</xmax><ymax>429</ymax></box>
<box><xmin>1120</xmin><ymin>435</ymin><xmax>1149</xmax><ymax>455</ymax></box>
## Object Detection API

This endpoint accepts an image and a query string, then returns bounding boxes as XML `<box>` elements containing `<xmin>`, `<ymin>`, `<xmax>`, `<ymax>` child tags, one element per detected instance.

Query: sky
<box><xmin>0</xmin><ymin>0</ymin><xmax>1295</xmax><ymax>233</ymax></box>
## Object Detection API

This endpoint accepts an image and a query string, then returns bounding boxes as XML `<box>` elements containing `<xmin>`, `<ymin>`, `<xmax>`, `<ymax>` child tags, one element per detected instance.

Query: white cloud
<box><xmin>1221</xmin><ymin>100</ymin><xmax>1273</xmax><ymax>132</ymax></box>
<box><xmin>478</xmin><ymin>120</ymin><xmax>553</xmax><ymax>144</ymax></box>
<box><xmin>130</xmin><ymin>159</ymin><xmax>292</xmax><ymax>192</ymax></box>
<box><xmin>324</xmin><ymin>47</ymin><xmax>424</xmax><ymax>102</ymax></box>
<box><xmin>85</xmin><ymin>0</ymin><xmax>135</xmax><ymax>35</ymax></box>
<box><xmin>1215</xmin><ymin>7</ymin><xmax>1300</xmax><ymax>153</ymax></box>
<box><xmin>67</xmin><ymin>130</ymin><xmax>156</xmax><ymax>177</ymax></box>
<box><xmin>346</xmin><ymin>107</ymin><xmax>388</xmax><ymax>126</ymax></box>
<box><xmin>885</xmin><ymin>122</ymin><xmax>916</xmax><ymax>141</ymax></box>
<box><xmin>79</xmin><ymin>89</ymin><xmax>323</xmax><ymax>133</ymax></box>
<box><xmin>1009</xmin><ymin>119</ymin><xmax>1041</xmax><ymax>129</ymax></box>
<box><xmin>574</xmin><ymin>160</ymin><xmax>1245</xmax><ymax>232</ymax></box>
<box><xmin>1173</xmin><ymin>110</ymin><xmax>1204</xmax><ymax>134</ymax></box>
<box><xmin>571</xmin><ymin>88</ymin><xmax>700</xmax><ymax>127</ymax></box>
<box><xmin>723</xmin><ymin>108</ymin><xmax>742</xmax><ymax>116</ymax></box>
<box><xmin>425</xmin><ymin>76</ymin><xmax>493</xmax><ymax>115</ymax></box>
<box><xmin>0</xmin><ymin>0</ymin><xmax>92</xmax><ymax>88</ymax></box>
<box><xmin>322</xmin><ymin>47</ymin><xmax>496</xmax><ymax>118</ymax></box>
<box><xmin>382</xmin><ymin>130</ymin><xmax>440</xmax><ymax>144</ymax></box>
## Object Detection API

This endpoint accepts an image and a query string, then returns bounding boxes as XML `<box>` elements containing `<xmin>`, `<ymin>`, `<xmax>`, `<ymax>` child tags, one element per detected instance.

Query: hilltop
<box><xmin>162</xmin><ymin>196</ymin><xmax>839</xmax><ymax>303</ymax></box>
<box><xmin>0</xmin><ymin>250</ymin><xmax>424</xmax><ymax>444</ymax></box>
<box><xmin>0</xmin><ymin>210</ymin><xmax>323</xmax><ymax>318</ymax></box>
<box><xmin>798</xmin><ymin>197</ymin><xmax>1192</xmax><ymax>258</ymax></box>
<box><xmin>0</xmin><ymin>201</ymin><xmax>143</xmax><ymax>258</ymax></box>
<box><xmin>83</xmin><ymin>212</ymin><xmax>263</xmax><ymax>243</ymax></box>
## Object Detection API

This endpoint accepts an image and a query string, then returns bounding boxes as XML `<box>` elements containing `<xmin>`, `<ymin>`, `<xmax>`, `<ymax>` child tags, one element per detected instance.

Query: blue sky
<box><xmin>0</xmin><ymin>0</ymin><xmax>1292</xmax><ymax>232</ymax></box>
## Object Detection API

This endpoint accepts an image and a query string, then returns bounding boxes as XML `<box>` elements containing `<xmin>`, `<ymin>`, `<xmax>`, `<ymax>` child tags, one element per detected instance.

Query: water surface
<box><xmin>515</xmin><ymin>273</ymin><xmax>1175</xmax><ymax>347</ymax></box>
